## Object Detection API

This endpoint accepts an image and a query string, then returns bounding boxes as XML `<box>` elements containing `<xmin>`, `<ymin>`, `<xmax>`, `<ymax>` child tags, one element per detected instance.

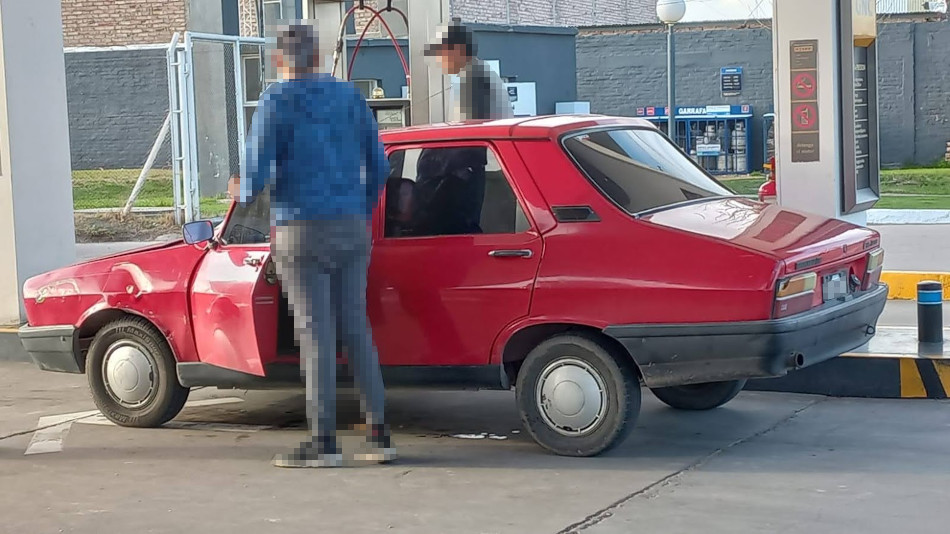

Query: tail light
<box><xmin>773</xmin><ymin>272</ymin><xmax>817</xmax><ymax>318</ymax></box>
<box><xmin>863</xmin><ymin>249</ymin><xmax>884</xmax><ymax>289</ymax></box>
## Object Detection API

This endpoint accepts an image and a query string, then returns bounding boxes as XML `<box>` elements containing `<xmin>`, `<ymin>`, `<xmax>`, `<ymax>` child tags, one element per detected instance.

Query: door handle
<box><xmin>244</xmin><ymin>257</ymin><xmax>263</xmax><ymax>267</ymax></box>
<box><xmin>489</xmin><ymin>249</ymin><xmax>533</xmax><ymax>258</ymax></box>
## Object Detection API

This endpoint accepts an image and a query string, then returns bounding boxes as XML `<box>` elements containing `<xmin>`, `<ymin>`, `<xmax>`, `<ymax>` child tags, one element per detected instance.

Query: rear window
<box><xmin>562</xmin><ymin>127</ymin><xmax>734</xmax><ymax>214</ymax></box>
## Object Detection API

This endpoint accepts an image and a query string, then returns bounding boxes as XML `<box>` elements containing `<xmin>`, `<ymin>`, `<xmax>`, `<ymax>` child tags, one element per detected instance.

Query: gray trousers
<box><xmin>271</xmin><ymin>217</ymin><xmax>386</xmax><ymax>441</ymax></box>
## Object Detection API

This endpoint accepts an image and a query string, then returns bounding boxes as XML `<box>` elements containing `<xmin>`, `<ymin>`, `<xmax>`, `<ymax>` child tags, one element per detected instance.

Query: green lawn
<box><xmin>719</xmin><ymin>168</ymin><xmax>950</xmax><ymax>209</ymax></box>
<box><xmin>74</xmin><ymin>166</ymin><xmax>950</xmax><ymax>213</ymax></box>
<box><xmin>72</xmin><ymin>169</ymin><xmax>230</xmax><ymax>217</ymax></box>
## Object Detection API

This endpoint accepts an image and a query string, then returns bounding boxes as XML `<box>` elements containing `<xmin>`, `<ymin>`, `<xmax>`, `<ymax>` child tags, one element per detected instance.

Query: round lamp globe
<box><xmin>656</xmin><ymin>0</ymin><xmax>687</xmax><ymax>24</ymax></box>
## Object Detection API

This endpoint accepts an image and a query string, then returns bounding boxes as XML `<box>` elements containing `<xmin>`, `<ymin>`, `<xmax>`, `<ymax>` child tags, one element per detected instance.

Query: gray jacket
<box><xmin>452</xmin><ymin>57</ymin><xmax>514</xmax><ymax>121</ymax></box>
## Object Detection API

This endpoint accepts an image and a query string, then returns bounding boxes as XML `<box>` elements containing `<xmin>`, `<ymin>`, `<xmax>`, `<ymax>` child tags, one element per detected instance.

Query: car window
<box><xmin>222</xmin><ymin>188</ymin><xmax>271</xmax><ymax>245</ymax></box>
<box><xmin>562</xmin><ymin>128</ymin><xmax>734</xmax><ymax>215</ymax></box>
<box><xmin>384</xmin><ymin>145</ymin><xmax>531</xmax><ymax>238</ymax></box>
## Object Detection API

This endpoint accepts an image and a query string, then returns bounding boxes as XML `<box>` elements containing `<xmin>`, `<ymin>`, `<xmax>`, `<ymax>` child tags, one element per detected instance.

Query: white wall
<box><xmin>0</xmin><ymin>0</ymin><xmax>77</xmax><ymax>324</ymax></box>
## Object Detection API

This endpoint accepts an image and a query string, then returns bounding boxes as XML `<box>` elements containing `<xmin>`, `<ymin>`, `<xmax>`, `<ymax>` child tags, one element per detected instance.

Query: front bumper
<box><xmin>18</xmin><ymin>325</ymin><xmax>82</xmax><ymax>373</ymax></box>
<box><xmin>604</xmin><ymin>284</ymin><xmax>889</xmax><ymax>388</ymax></box>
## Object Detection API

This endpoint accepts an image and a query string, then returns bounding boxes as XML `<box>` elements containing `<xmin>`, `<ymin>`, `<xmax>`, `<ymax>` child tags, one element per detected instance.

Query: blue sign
<box><xmin>721</xmin><ymin>66</ymin><xmax>743</xmax><ymax>96</ymax></box>
<box><xmin>635</xmin><ymin>105</ymin><xmax>753</xmax><ymax>118</ymax></box>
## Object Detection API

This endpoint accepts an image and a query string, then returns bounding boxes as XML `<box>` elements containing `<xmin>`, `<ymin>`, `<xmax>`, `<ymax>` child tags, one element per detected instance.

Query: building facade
<box><xmin>61</xmin><ymin>0</ymin><xmax>187</xmax><ymax>47</ymax></box>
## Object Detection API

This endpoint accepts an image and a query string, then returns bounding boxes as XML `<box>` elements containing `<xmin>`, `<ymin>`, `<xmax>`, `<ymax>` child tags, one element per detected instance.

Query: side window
<box><xmin>222</xmin><ymin>188</ymin><xmax>271</xmax><ymax>245</ymax></box>
<box><xmin>384</xmin><ymin>145</ymin><xmax>531</xmax><ymax>238</ymax></box>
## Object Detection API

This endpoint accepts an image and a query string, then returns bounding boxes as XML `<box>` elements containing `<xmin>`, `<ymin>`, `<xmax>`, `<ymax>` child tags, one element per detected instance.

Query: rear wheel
<box><xmin>650</xmin><ymin>380</ymin><xmax>746</xmax><ymax>411</ymax></box>
<box><xmin>86</xmin><ymin>317</ymin><xmax>189</xmax><ymax>427</ymax></box>
<box><xmin>516</xmin><ymin>333</ymin><xmax>640</xmax><ymax>457</ymax></box>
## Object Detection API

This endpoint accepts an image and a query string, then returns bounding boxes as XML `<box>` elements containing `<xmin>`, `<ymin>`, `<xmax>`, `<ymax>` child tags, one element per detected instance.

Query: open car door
<box><xmin>188</xmin><ymin>192</ymin><xmax>279</xmax><ymax>377</ymax></box>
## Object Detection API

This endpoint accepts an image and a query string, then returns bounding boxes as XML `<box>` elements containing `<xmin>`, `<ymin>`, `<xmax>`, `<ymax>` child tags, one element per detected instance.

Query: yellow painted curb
<box><xmin>880</xmin><ymin>271</ymin><xmax>950</xmax><ymax>300</ymax></box>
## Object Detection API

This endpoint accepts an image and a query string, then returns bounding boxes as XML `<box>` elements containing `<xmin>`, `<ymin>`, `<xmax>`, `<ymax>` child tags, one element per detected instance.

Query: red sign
<box><xmin>636</xmin><ymin>107</ymin><xmax>645</xmax><ymax>116</ymax></box>
<box><xmin>646</xmin><ymin>107</ymin><xmax>655</xmax><ymax>116</ymax></box>
<box><xmin>793</xmin><ymin>103</ymin><xmax>818</xmax><ymax>130</ymax></box>
<box><xmin>792</xmin><ymin>72</ymin><xmax>816</xmax><ymax>99</ymax></box>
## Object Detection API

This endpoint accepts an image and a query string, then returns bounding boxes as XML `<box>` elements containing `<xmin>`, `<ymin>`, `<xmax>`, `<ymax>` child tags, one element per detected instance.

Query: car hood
<box><xmin>87</xmin><ymin>240</ymin><xmax>181</xmax><ymax>261</ymax></box>
<box><xmin>640</xmin><ymin>197</ymin><xmax>880</xmax><ymax>271</ymax></box>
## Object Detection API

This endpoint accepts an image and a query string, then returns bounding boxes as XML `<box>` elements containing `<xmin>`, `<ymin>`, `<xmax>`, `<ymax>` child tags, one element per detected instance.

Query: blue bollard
<box><xmin>917</xmin><ymin>280</ymin><xmax>944</xmax><ymax>344</ymax></box>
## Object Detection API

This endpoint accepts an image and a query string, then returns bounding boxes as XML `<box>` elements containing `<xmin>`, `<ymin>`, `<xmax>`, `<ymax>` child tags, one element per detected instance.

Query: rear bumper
<box><xmin>604</xmin><ymin>284</ymin><xmax>889</xmax><ymax>388</ymax></box>
<box><xmin>18</xmin><ymin>325</ymin><xmax>82</xmax><ymax>374</ymax></box>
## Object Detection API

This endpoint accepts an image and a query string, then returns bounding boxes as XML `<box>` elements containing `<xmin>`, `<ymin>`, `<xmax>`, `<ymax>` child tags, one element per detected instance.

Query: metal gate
<box><xmin>167</xmin><ymin>32</ymin><xmax>267</xmax><ymax>223</ymax></box>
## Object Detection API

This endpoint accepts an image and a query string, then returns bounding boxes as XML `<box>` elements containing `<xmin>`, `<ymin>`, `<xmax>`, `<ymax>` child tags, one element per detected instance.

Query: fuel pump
<box><xmin>330</xmin><ymin>0</ymin><xmax>412</xmax><ymax>129</ymax></box>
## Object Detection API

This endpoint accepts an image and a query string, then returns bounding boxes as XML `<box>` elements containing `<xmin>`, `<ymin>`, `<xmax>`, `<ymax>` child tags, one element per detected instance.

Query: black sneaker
<box><xmin>272</xmin><ymin>438</ymin><xmax>344</xmax><ymax>468</ymax></box>
<box><xmin>353</xmin><ymin>424</ymin><xmax>397</xmax><ymax>464</ymax></box>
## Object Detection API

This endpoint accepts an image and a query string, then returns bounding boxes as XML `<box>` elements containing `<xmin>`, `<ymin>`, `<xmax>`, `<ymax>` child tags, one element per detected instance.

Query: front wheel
<box><xmin>650</xmin><ymin>380</ymin><xmax>747</xmax><ymax>411</ymax></box>
<box><xmin>516</xmin><ymin>334</ymin><xmax>640</xmax><ymax>457</ymax></box>
<box><xmin>86</xmin><ymin>317</ymin><xmax>190</xmax><ymax>427</ymax></box>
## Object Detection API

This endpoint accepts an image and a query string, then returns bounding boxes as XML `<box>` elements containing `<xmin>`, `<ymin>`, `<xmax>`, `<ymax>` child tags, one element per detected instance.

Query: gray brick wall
<box><xmin>577</xmin><ymin>19</ymin><xmax>950</xmax><ymax>168</ymax></box>
<box><xmin>65</xmin><ymin>48</ymin><xmax>170</xmax><ymax>170</ymax></box>
<box><xmin>450</xmin><ymin>0</ymin><xmax>656</xmax><ymax>27</ymax></box>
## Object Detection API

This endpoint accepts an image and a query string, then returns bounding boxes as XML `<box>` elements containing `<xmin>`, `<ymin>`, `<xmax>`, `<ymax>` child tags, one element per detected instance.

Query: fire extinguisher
<box><xmin>758</xmin><ymin>156</ymin><xmax>777</xmax><ymax>204</ymax></box>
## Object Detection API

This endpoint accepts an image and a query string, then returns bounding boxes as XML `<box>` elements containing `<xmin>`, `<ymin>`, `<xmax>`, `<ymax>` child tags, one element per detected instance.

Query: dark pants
<box><xmin>271</xmin><ymin>217</ymin><xmax>386</xmax><ymax>442</ymax></box>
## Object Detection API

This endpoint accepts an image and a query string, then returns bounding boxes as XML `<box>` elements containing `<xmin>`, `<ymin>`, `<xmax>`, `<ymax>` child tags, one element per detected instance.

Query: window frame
<box><xmin>559</xmin><ymin>125</ymin><xmax>737</xmax><ymax>219</ymax></box>
<box><xmin>216</xmin><ymin>188</ymin><xmax>273</xmax><ymax>248</ymax></box>
<box><xmin>378</xmin><ymin>140</ymin><xmax>538</xmax><ymax>242</ymax></box>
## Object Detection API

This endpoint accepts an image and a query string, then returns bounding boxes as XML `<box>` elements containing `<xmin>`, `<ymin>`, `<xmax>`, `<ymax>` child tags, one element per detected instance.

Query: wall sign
<box><xmin>720</xmin><ymin>67</ymin><xmax>743</xmax><ymax>97</ymax></box>
<box><xmin>789</xmin><ymin>40</ymin><xmax>820</xmax><ymax>162</ymax></box>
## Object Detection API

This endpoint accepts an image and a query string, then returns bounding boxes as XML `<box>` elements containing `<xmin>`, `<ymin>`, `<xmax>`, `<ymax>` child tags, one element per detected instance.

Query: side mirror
<box><xmin>182</xmin><ymin>220</ymin><xmax>215</xmax><ymax>245</ymax></box>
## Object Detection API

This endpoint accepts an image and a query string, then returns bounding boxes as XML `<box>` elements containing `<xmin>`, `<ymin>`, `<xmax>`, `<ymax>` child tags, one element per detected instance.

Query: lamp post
<box><xmin>657</xmin><ymin>0</ymin><xmax>686</xmax><ymax>144</ymax></box>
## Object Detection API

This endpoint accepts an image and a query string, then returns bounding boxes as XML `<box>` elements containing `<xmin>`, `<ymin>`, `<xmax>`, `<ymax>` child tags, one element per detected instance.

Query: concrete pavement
<box><xmin>1</xmin><ymin>360</ymin><xmax>949</xmax><ymax>534</ymax></box>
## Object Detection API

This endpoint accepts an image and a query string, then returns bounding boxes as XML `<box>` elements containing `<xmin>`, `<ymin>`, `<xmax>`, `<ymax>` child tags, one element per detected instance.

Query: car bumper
<box><xmin>603</xmin><ymin>283</ymin><xmax>889</xmax><ymax>388</ymax></box>
<box><xmin>18</xmin><ymin>325</ymin><xmax>82</xmax><ymax>374</ymax></box>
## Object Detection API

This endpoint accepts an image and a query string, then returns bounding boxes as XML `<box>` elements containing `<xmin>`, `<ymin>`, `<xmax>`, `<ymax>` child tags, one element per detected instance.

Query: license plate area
<box><xmin>822</xmin><ymin>270</ymin><xmax>849</xmax><ymax>301</ymax></box>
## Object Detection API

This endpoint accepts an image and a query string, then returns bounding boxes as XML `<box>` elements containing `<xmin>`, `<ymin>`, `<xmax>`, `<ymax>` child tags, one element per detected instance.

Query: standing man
<box><xmin>239</xmin><ymin>22</ymin><xmax>393</xmax><ymax>468</ymax></box>
<box><xmin>425</xmin><ymin>18</ymin><xmax>514</xmax><ymax>122</ymax></box>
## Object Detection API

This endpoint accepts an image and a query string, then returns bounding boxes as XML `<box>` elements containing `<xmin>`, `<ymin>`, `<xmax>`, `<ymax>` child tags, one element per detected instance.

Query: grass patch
<box><xmin>73</xmin><ymin>169</ymin><xmax>229</xmax><ymax>217</ymax></box>
<box><xmin>720</xmin><ymin>167</ymin><xmax>950</xmax><ymax>206</ymax></box>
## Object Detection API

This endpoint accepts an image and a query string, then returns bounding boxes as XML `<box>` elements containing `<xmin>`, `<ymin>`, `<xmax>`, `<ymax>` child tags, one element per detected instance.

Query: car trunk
<box><xmin>641</xmin><ymin>198</ymin><xmax>879</xmax><ymax>267</ymax></box>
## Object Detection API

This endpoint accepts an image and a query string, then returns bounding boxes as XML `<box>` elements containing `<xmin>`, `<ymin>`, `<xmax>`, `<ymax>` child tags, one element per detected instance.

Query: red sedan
<box><xmin>18</xmin><ymin>115</ymin><xmax>887</xmax><ymax>457</ymax></box>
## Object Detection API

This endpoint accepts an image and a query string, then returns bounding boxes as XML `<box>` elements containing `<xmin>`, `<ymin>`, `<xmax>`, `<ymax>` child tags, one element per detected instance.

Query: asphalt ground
<box><xmin>1</xmin><ymin>361</ymin><xmax>949</xmax><ymax>534</ymax></box>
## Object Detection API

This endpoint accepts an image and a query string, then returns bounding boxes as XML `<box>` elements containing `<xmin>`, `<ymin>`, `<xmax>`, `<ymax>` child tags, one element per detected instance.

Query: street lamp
<box><xmin>657</xmin><ymin>0</ymin><xmax>686</xmax><ymax>144</ymax></box>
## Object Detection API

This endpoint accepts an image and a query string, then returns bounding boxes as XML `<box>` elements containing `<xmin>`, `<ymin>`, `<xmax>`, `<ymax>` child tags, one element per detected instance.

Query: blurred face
<box><xmin>435</xmin><ymin>45</ymin><xmax>469</xmax><ymax>75</ymax></box>
<box><xmin>271</xmin><ymin>49</ymin><xmax>319</xmax><ymax>79</ymax></box>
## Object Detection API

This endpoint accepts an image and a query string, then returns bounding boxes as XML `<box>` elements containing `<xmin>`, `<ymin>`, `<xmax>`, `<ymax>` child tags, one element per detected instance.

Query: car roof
<box><xmin>379</xmin><ymin>114</ymin><xmax>659</xmax><ymax>144</ymax></box>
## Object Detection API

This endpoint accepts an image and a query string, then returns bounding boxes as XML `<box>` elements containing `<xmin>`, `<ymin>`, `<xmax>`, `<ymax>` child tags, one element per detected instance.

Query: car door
<box><xmin>189</xmin><ymin>191</ymin><xmax>281</xmax><ymax>376</ymax></box>
<box><xmin>368</xmin><ymin>141</ymin><xmax>542</xmax><ymax>367</ymax></box>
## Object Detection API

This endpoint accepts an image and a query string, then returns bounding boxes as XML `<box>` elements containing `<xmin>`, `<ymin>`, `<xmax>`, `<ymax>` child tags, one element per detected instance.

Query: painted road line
<box><xmin>881</xmin><ymin>271</ymin><xmax>950</xmax><ymax>300</ymax></box>
<box><xmin>23</xmin><ymin>397</ymin><xmax>247</xmax><ymax>455</ymax></box>
<box><xmin>23</xmin><ymin>410</ymin><xmax>101</xmax><ymax>455</ymax></box>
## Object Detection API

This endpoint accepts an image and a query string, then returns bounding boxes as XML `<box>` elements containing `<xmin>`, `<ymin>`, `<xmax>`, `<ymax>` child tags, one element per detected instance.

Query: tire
<box><xmin>516</xmin><ymin>333</ymin><xmax>640</xmax><ymax>457</ymax></box>
<box><xmin>86</xmin><ymin>317</ymin><xmax>190</xmax><ymax>427</ymax></box>
<box><xmin>650</xmin><ymin>380</ymin><xmax>747</xmax><ymax>411</ymax></box>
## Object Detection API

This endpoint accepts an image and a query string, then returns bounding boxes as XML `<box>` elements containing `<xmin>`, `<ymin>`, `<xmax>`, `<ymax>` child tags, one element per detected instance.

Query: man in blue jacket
<box><xmin>239</xmin><ymin>22</ymin><xmax>392</xmax><ymax>468</ymax></box>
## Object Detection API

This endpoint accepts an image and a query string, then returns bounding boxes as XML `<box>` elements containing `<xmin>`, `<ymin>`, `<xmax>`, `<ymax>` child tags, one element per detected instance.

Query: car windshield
<box><xmin>562</xmin><ymin>127</ymin><xmax>735</xmax><ymax>215</ymax></box>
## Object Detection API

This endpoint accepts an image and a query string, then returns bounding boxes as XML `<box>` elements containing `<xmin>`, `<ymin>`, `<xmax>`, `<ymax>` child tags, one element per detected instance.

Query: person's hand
<box><xmin>227</xmin><ymin>174</ymin><xmax>241</xmax><ymax>200</ymax></box>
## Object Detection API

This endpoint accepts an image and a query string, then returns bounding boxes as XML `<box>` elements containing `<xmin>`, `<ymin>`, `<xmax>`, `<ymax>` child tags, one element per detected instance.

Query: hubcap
<box><xmin>102</xmin><ymin>341</ymin><xmax>156</xmax><ymax>407</ymax></box>
<box><xmin>536</xmin><ymin>358</ymin><xmax>607</xmax><ymax>436</ymax></box>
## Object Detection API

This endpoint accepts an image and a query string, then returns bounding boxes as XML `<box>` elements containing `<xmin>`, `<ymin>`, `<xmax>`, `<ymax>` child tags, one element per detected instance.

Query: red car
<box><xmin>18</xmin><ymin>115</ymin><xmax>887</xmax><ymax>457</ymax></box>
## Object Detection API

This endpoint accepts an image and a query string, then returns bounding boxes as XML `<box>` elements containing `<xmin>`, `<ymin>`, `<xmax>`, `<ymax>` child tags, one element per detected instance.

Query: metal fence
<box><xmin>167</xmin><ymin>32</ymin><xmax>266</xmax><ymax>223</ymax></box>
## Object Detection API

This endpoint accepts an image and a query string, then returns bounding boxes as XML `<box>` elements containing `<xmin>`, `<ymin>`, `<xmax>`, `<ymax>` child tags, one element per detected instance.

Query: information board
<box><xmin>789</xmin><ymin>40</ymin><xmax>820</xmax><ymax>162</ymax></box>
<box><xmin>720</xmin><ymin>67</ymin><xmax>743</xmax><ymax>97</ymax></box>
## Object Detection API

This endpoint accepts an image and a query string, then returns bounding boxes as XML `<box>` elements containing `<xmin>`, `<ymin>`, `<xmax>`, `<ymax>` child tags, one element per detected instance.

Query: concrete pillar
<box><xmin>0</xmin><ymin>0</ymin><xmax>77</xmax><ymax>324</ymax></box>
<box><xmin>408</xmin><ymin>0</ymin><xmax>450</xmax><ymax>125</ymax></box>
<box><xmin>772</xmin><ymin>0</ymin><xmax>880</xmax><ymax>226</ymax></box>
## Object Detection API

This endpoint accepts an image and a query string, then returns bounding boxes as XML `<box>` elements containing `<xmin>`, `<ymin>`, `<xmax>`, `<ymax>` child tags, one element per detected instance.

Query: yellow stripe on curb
<box><xmin>0</xmin><ymin>327</ymin><xmax>19</xmax><ymax>334</ymax></box>
<box><xmin>899</xmin><ymin>359</ymin><xmax>928</xmax><ymax>398</ymax></box>
<box><xmin>935</xmin><ymin>361</ymin><xmax>950</xmax><ymax>397</ymax></box>
<box><xmin>880</xmin><ymin>271</ymin><xmax>950</xmax><ymax>300</ymax></box>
